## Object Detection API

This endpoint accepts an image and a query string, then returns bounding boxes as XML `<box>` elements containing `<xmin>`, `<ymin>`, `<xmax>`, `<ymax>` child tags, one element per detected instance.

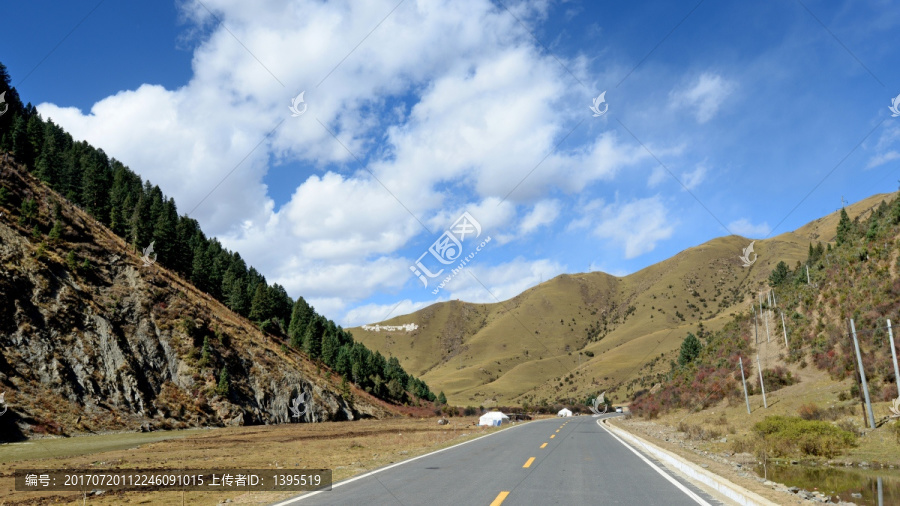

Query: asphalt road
<box><xmin>274</xmin><ymin>414</ymin><xmax>721</xmax><ymax>506</ymax></box>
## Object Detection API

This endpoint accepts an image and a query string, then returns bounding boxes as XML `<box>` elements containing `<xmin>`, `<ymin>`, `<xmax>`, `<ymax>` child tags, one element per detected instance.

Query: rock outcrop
<box><xmin>0</xmin><ymin>161</ymin><xmax>389</xmax><ymax>441</ymax></box>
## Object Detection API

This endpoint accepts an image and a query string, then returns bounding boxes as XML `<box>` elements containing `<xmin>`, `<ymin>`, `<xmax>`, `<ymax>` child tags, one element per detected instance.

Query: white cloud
<box><xmin>495</xmin><ymin>199</ymin><xmax>561</xmax><ymax>244</ymax></box>
<box><xmin>866</xmin><ymin>150</ymin><xmax>900</xmax><ymax>169</ymax></box>
<box><xmin>866</xmin><ymin>124</ymin><xmax>900</xmax><ymax>169</ymax></box>
<box><xmin>648</xmin><ymin>166</ymin><xmax>668</xmax><ymax>188</ymax></box>
<box><xmin>274</xmin><ymin>255</ymin><xmax>411</xmax><ymax>300</ymax></box>
<box><xmin>436</xmin><ymin>258</ymin><xmax>566</xmax><ymax>303</ymax></box>
<box><xmin>591</xmin><ymin>196</ymin><xmax>675</xmax><ymax>258</ymax></box>
<box><xmin>681</xmin><ymin>164</ymin><xmax>707</xmax><ymax>190</ymax></box>
<box><xmin>519</xmin><ymin>200</ymin><xmax>560</xmax><ymax>234</ymax></box>
<box><xmin>649</xmin><ymin>163</ymin><xmax>707</xmax><ymax>190</ymax></box>
<box><xmin>31</xmin><ymin>0</ymin><xmax>661</xmax><ymax>325</ymax></box>
<box><xmin>670</xmin><ymin>72</ymin><xmax>735</xmax><ymax>123</ymax></box>
<box><xmin>728</xmin><ymin>218</ymin><xmax>770</xmax><ymax>238</ymax></box>
<box><xmin>566</xmin><ymin>198</ymin><xmax>605</xmax><ymax>231</ymax></box>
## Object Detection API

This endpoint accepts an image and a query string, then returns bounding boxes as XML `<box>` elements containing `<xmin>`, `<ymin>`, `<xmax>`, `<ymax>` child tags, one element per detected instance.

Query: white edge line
<box><xmin>270</xmin><ymin>419</ymin><xmax>537</xmax><ymax>505</ymax></box>
<box><xmin>596</xmin><ymin>418</ymin><xmax>713</xmax><ymax>506</ymax></box>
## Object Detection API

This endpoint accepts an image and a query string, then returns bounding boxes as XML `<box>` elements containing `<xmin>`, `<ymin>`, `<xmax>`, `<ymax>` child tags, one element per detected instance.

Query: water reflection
<box><xmin>754</xmin><ymin>463</ymin><xmax>900</xmax><ymax>506</ymax></box>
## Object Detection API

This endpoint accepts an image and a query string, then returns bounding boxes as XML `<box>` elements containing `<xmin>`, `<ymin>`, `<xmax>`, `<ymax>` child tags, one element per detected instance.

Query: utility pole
<box><xmin>764</xmin><ymin>309</ymin><xmax>770</xmax><ymax>343</ymax></box>
<box><xmin>739</xmin><ymin>357</ymin><xmax>751</xmax><ymax>414</ymax></box>
<box><xmin>888</xmin><ymin>320</ymin><xmax>899</xmax><ymax>394</ymax></box>
<box><xmin>850</xmin><ymin>319</ymin><xmax>876</xmax><ymax>429</ymax></box>
<box><xmin>753</xmin><ymin>306</ymin><xmax>758</xmax><ymax>345</ymax></box>
<box><xmin>806</xmin><ymin>265</ymin><xmax>810</xmax><ymax>284</ymax></box>
<box><xmin>781</xmin><ymin>311</ymin><xmax>788</xmax><ymax>348</ymax></box>
<box><xmin>755</xmin><ymin>307</ymin><xmax>760</xmax><ymax>345</ymax></box>
<box><xmin>757</xmin><ymin>355</ymin><xmax>768</xmax><ymax>409</ymax></box>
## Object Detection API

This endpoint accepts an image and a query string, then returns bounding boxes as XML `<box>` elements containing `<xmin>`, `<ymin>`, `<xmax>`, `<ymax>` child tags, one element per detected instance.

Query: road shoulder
<box><xmin>604</xmin><ymin>417</ymin><xmax>823</xmax><ymax>505</ymax></box>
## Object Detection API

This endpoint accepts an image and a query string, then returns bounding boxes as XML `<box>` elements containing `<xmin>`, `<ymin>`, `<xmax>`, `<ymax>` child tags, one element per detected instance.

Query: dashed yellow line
<box><xmin>540</xmin><ymin>443</ymin><xmax>548</xmax><ymax>449</ymax></box>
<box><xmin>555</xmin><ymin>429</ymin><xmax>560</xmax><ymax>433</ymax></box>
<box><xmin>523</xmin><ymin>457</ymin><xmax>535</xmax><ymax>468</ymax></box>
<box><xmin>550</xmin><ymin>434</ymin><xmax>555</xmax><ymax>439</ymax></box>
<box><xmin>490</xmin><ymin>491</ymin><xmax>510</xmax><ymax>506</ymax></box>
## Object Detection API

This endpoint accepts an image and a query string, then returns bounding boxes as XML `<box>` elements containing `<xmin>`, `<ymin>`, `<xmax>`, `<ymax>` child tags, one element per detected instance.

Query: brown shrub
<box><xmin>798</xmin><ymin>403</ymin><xmax>822</xmax><ymax>420</ymax></box>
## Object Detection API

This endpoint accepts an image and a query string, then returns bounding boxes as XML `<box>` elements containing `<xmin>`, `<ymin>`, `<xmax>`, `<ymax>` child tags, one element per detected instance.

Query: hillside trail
<box><xmin>753</xmin><ymin>305</ymin><xmax>793</xmax><ymax>373</ymax></box>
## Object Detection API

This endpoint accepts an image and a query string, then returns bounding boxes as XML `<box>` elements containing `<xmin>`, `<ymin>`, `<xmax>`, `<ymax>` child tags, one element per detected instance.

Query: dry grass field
<box><xmin>0</xmin><ymin>417</ymin><xmax>517</xmax><ymax>505</ymax></box>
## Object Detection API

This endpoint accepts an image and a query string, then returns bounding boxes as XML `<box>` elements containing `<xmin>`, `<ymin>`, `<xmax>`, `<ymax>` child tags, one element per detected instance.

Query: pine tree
<box><xmin>191</xmin><ymin>242</ymin><xmax>212</xmax><ymax>293</ymax></box>
<box><xmin>303</xmin><ymin>316</ymin><xmax>324</xmax><ymax>359</ymax></box>
<box><xmin>152</xmin><ymin>198</ymin><xmax>177</xmax><ymax>265</ymax></box>
<box><xmin>80</xmin><ymin>149</ymin><xmax>112</xmax><ymax>223</ymax></box>
<box><xmin>225</xmin><ymin>275</ymin><xmax>250</xmax><ymax>316</ymax></box>
<box><xmin>249</xmin><ymin>283</ymin><xmax>270</xmax><ymax>321</ymax></box>
<box><xmin>437</xmin><ymin>391</ymin><xmax>447</xmax><ymax>405</ymax></box>
<box><xmin>25</xmin><ymin>114</ymin><xmax>45</xmax><ymax>169</ymax></box>
<box><xmin>48</xmin><ymin>220</ymin><xmax>63</xmax><ymax>242</ymax></box>
<box><xmin>200</xmin><ymin>336</ymin><xmax>211</xmax><ymax>367</ymax></box>
<box><xmin>893</xmin><ymin>191</ymin><xmax>900</xmax><ymax>224</ymax></box>
<box><xmin>173</xmin><ymin>216</ymin><xmax>201</xmax><ymax>276</ymax></box>
<box><xmin>0</xmin><ymin>62</ymin><xmax>24</xmax><ymax>143</ymax></box>
<box><xmin>288</xmin><ymin>297</ymin><xmax>314</xmax><ymax>348</ymax></box>
<box><xmin>129</xmin><ymin>186</ymin><xmax>153</xmax><ymax>248</ymax></box>
<box><xmin>386</xmin><ymin>378</ymin><xmax>404</xmax><ymax>401</ymax></box>
<box><xmin>18</xmin><ymin>198</ymin><xmax>37</xmax><ymax>226</ymax></box>
<box><xmin>340</xmin><ymin>376</ymin><xmax>351</xmax><ymax>401</ymax></box>
<box><xmin>335</xmin><ymin>346</ymin><xmax>352</xmax><ymax>377</ymax></box>
<box><xmin>768</xmin><ymin>261</ymin><xmax>790</xmax><ymax>286</ymax></box>
<box><xmin>216</xmin><ymin>368</ymin><xmax>230</xmax><ymax>396</ymax></box>
<box><xmin>34</xmin><ymin>121</ymin><xmax>65</xmax><ymax>186</ymax></box>
<box><xmin>10</xmin><ymin>115</ymin><xmax>31</xmax><ymax>166</ymax></box>
<box><xmin>206</xmin><ymin>238</ymin><xmax>227</xmax><ymax>299</ymax></box>
<box><xmin>836</xmin><ymin>208</ymin><xmax>854</xmax><ymax>245</ymax></box>
<box><xmin>678</xmin><ymin>333</ymin><xmax>702</xmax><ymax>367</ymax></box>
<box><xmin>866</xmin><ymin>215</ymin><xmax>879</xmax><ymax>240</ymax></box>
<box><xmin>321</xmin><ymin>328</ymin><xmax>339</xmax><ymax>367</ymax></box>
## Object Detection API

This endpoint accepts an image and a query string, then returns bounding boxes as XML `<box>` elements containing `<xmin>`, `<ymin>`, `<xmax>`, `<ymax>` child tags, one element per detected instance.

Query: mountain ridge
<box><xmin>350</xmin><ymin>192</ymin><xmax>895</xmax><ymax>407</ymax></box>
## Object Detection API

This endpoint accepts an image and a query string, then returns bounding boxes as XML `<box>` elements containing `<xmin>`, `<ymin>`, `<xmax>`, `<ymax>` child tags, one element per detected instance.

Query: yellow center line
<box><xmin>550</xmin><ymin>434</ymin><xmax>555</xmax><ymax>439</ymax></box>
<box><xmin>490</xmin><ymin>491</ymin><xmax>510</xmax><ymax>506</ymax></box>
<box><xmin>523</xmin><ymin>457</ymin><xmax>535</xmax><ymax>468</ymax></box>
<box><xmin>555</xmin><ymin>429</ymin><xmax>560</xmax><ymax>432</ymax></box>
<box><xmin>540</xmin><ymin>443</ymin><xmax>548</xmax><ymax>448</ymax></box>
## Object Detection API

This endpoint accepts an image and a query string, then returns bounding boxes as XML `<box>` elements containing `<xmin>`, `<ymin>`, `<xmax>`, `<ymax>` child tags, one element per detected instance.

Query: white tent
<box><xmin>478</xmin><ymin>411</ymin><xmax>510</xmax><ymax>426</ymax></box>
<box><xmin>557</xmin><ymin>408</ymin><xmax>573</xmax><ymax>417</ymax></box>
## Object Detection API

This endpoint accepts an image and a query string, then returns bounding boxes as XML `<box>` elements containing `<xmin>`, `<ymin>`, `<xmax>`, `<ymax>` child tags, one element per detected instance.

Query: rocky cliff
<box><xmin>0</xmin><ymin>159</ymin><xmax>391</xmax><ymax>441</ymax></box>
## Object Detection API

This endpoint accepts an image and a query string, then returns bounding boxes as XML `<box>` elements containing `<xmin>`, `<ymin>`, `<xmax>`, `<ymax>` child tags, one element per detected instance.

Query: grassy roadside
<box><xmin>608</xmin><ymin>416</ymin><xmax>821</xmax><ymax>505</ymax></box>
<box><xmin>609</xmin><ymin>359</ymin><xmax>900</xmax><ymax>505</ymax></box>
<box><xmin>0</xmin><ymin>417</ymin><xmax>527</xmax><ymax>505</ymax></box>
<box><xmin>628</xmin><ymin>349</ymin><xmax>900</xmax><ymax>467</ymax></box>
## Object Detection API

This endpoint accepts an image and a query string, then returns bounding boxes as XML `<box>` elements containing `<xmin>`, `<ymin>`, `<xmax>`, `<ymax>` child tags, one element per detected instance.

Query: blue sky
<box><xmin>3</xmin><ymin>0</ymin><xmax>899</xmax><ymax>326</ymax></box>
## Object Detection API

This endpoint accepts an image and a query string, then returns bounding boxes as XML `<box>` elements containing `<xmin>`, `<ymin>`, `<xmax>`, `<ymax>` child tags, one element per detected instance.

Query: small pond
<box><xmin>755</xmin><ymin>463</ymin><xmax>900</xmax><ymax>505</ymax></box>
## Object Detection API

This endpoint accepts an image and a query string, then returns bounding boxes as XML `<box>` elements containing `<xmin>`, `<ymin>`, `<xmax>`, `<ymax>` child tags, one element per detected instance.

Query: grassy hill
<box><xmin>350</xmin><ymin>193</ymin><xmax>895</xmax><ymax>408</ymax></box>
<box><xmin>626</xmin><ymin>195</ymin><xmax>900</xmax><ymax>463</ymax></box>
